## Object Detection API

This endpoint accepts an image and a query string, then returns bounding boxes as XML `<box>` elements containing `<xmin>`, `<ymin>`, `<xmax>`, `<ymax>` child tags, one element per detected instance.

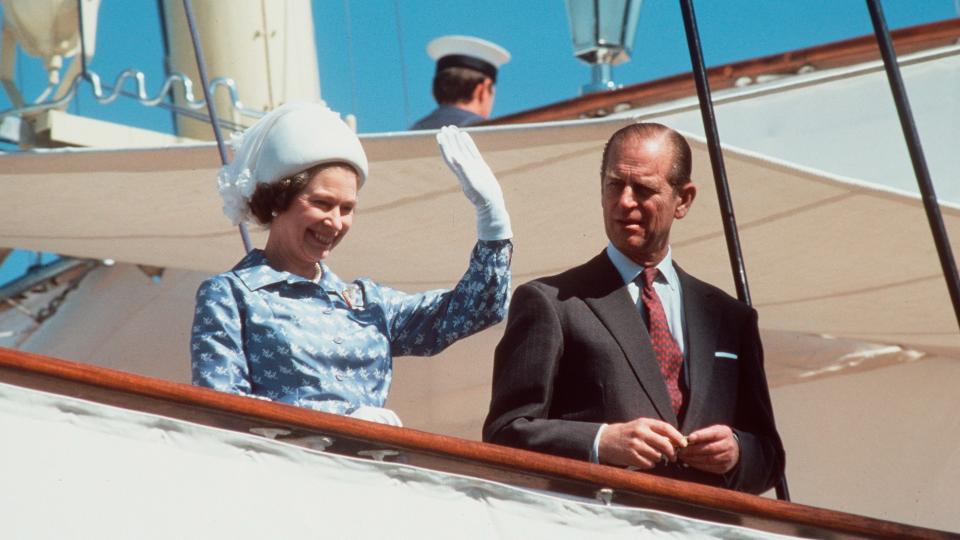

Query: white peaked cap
<box><xmin>217</xmin><ymin>102</ymin><xmax>368</xmax><ymax>225</ymax></box>
<box><xmin>427</xmin><ymin>35</ymin><xmax>510</xmax><ymax>82</ymax></box>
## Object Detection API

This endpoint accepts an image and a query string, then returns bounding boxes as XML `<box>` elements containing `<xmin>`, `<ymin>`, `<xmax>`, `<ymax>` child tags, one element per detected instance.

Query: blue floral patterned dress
<box><xmin>190</xmin><ymin>240</ymin><xmax>511</xmax><ymax>414</ymax></box>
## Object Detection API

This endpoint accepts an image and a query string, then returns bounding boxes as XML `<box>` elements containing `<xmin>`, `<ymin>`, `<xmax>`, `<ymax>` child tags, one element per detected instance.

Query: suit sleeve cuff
<box><xmin>589</xmin><ymin>424</ymin><xmax>607</xmax><ymax>464</ymax></box>
<box><xmin>722</xmin><ymin>429</ymin><xmax>744</xmax><ymax>485</ymax></box>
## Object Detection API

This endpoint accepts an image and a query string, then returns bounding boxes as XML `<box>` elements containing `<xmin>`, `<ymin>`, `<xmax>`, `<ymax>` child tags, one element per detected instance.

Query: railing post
<box><xmin>182</xmin><ymin>0</ymin><xmax>252</xmax><ymax>253</ymax></box>
<box><xmin>677</xmin><ymin>0</ymin><xmax>789</xmax><ymax>501</ymax></box>
<box><xmin>865</xmin><ymin>0</ymin><xmax>960</xmax><ymax>332</ymax></box>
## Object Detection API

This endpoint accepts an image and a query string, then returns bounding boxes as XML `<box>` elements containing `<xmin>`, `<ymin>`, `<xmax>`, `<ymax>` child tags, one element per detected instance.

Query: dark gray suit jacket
<box><xmin>483</xmin><ymin>251</ymin><xmax>785</xmax><ymax>494</ymax></box>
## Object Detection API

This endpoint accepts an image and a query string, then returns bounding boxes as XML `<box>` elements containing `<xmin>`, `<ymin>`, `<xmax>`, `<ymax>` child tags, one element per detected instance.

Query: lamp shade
<box><xmin>565</xmin><ymin>0</ymin><xmax>642</xmax><ymax>65</ymax></box>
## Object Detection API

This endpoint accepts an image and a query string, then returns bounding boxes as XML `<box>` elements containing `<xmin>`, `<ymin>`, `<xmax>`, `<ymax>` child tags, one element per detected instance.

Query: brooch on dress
<box><xmin>341</xmin><ymin>284</ymin><xmax>365</xmax><ymax>310</ymax></box>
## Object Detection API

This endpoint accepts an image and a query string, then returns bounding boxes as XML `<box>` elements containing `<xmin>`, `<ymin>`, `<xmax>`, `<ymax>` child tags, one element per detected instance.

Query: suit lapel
<box><xmin>677</xmin><ymin>265</ymin><xmax>721</xmax><ymax>433</ymax></box>
<box><xmin>581</xmin><ymin>253</ymin><xmax>678</xmax><ymax>426</ymax></box>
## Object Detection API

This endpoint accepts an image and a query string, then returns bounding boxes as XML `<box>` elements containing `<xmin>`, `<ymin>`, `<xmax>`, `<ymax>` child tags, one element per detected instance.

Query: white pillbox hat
<box><xmin>217</xmin><ymin>102</ymin><xmax>368</xmax><ymax>225</ymax></box>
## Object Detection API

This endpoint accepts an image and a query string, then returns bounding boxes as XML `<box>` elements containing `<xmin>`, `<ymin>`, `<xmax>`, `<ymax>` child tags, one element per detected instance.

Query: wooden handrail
<box><xmin>485</xmin><ymin>18</ymin><xmax>960</xmax><ymax>126</ymax></box>
<box><xmin>0</xmin><ymin>347</ymin><xmax>955</xmax><ymax>539</ymax></box>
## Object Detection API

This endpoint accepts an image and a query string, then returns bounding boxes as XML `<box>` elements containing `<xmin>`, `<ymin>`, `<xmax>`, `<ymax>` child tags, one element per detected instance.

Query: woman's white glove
<box><xmin>437</xmin><ymin>125</ymin><xmax>513</xmax><ymax>241</ymax></box>
<box><xmin>349</xmin><ymin>405</ymin><xmax>403</xmax><ymax>427</ymax></box>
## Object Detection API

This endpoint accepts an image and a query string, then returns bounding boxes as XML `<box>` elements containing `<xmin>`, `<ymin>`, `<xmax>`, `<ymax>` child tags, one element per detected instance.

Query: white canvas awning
<box><xmin>646</xmin><ymin>45</ymin><xmax>960</xmax><ymax>204</ymax></box>
<box><xmin>2</xmin><ymin>117</ymin><xmax>959</xmax><ymax>353</ymax></box>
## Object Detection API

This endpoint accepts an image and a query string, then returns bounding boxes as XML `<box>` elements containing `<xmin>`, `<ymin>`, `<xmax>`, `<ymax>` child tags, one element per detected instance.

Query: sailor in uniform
<box><xmin>410</xmin><ymin>35</ymin><xmax>510</xmax><ymax>130</ymax></box>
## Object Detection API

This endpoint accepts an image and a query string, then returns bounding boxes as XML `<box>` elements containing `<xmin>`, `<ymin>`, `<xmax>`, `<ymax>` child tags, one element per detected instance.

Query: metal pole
<box><xmin>76</xmin><ymin>0</ymin><xmax>90</xmax><ymax>79</ymax></box>
<box><xmin>182</xmin><ymin>0</ymin><xmax>253</xmax><ymax>253</ymax></box>
<box><xmin>677</xmin><ymin>0</ymin><xmax>750</xmax><ymax>306</ymax></box>
<box><xmin>866</xmin><ymin>0</ymin><xmax>960</xmax><ymax>331</ymax></box>
<box><xmin>677</xmin><ymin>0</ymin><xmax>790</xmax><ymax>502</ymax></box>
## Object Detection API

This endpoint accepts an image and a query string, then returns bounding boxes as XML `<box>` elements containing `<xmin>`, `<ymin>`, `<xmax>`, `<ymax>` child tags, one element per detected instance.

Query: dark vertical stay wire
<box><xmin>182</xmin><ymin>0</ymin><xmax>253</xmax><ymax>253</ymax></box>
<box><xmin>620</xmin><ymin>0</ymin><xmax>631</xmax><ymax>46</ymax></box>
<box><xmin>866</xmin><ymin>0</ymin><xmax>960</xmax><ymax>331</ymax></box>
<box><xmin>593</xmin><ymin>1</ymin><xmax>600</xmax><ymax>50</ymax></box>
<box><xmin>677</xmin><ymin>0</ymin><xmax>790</xmax><ymax>502</ymax></box>
<box><xmin>676</xmin><ymin>0</ymin><xmax>750</xmax><ymax>306</ymax></box>
<box><xmin>75</xmin><ymin>0</ymin><xmax>89</xmax><ymax>116</ymax></box>
<box><xmin>76</xmin><ymin>0</ymin><xmax>90</xmax><ymax>79</ymax></box>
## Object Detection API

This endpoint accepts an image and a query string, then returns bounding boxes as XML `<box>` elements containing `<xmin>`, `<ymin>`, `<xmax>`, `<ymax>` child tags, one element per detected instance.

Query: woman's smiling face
<box><xmin>265</xmin><ymin>164</ymin><xmax>359</xmax><ymax>277</ymax></box>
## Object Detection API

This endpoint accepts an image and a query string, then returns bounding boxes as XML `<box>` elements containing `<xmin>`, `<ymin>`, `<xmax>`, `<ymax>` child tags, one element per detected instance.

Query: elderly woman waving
<box><xmin>190</xmin><ymin>102</ymin><xmax>511</xmax><ymax>426</ymax></box>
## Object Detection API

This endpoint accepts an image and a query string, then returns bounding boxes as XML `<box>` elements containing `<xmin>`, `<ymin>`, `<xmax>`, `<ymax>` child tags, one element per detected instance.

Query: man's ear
<box><xmin>471</xmin><ymin>81</ymin><xmax>487</xmax><ymax>104</ymax></box>
<box><xmin>674</xmin><ymin>182</ymin><xmax>697</xmax><ymax>219</ymax></box>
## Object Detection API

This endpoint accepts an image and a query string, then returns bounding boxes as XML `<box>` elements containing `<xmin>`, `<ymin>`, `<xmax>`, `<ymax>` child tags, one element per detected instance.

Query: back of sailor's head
<box><xmin>427</xmin><ymin>35</ymin><xmax>510</xmax><ymax>104</ymax></box>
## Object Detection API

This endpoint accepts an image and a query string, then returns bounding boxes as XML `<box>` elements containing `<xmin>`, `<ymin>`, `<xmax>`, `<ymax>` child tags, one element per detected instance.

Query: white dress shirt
<box><xmin>590</xmin><ymin>243</ymin><xmax>687</xmax><ymax>463</ymax></box>
<box><xmin>605</xmin><ymin>243</ymin><xmax>686</xmax><ymax>356</ymax></box>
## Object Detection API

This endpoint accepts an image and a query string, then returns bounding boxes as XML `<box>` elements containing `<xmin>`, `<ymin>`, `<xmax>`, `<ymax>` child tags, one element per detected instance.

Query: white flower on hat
<box><xmin>218</xmin><ymin>131</ymin><xmax>255</xmax><ymax>225</ymax></box>
<box><xmin>216</xmin><ymin>101</ymin><xmax>369</xmax><ymax>226</ymax></box>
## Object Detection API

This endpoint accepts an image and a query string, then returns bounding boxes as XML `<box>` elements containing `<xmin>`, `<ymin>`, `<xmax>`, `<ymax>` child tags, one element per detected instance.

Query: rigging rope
<box><xmin>75</xmin><ymin>0</ymin><xmax>90</xmax><ymax>80</ymax></box>
<box><xmin>182</xmin><ymin>0</ymin><xmax>253</xmax><ymax>253</ymax></box>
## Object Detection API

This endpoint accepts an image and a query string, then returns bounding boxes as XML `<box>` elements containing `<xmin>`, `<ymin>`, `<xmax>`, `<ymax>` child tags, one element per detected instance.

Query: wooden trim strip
<box><xmin>485</xmin><ymin>18</ymin><xmax>960</xmax><ymax>125</ymax></box>
<box><xmin>0</xmin><ymin>347</ymin><xmax>954</xmax><ymax>539</ymax></box>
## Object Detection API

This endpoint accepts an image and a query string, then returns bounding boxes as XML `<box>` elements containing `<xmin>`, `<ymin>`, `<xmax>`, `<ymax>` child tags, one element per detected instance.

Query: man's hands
<box><xmin>600</xmin><ymin>419</ymin><xmax>740</xmax><ymax>474</ymax></box>
<box><xmin>598</xmin><ymin>418</ymin><xmax>686</xmax><ymax>470</ymax></box>
<box><xmin>680</xmin><ymin>424</ymin><xmax>740</xmax><ymax>474</ymax></box>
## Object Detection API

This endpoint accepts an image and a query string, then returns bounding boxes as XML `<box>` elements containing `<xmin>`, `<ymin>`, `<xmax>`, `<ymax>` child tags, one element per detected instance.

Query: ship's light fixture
<box><xmin>565</xmin><ymin>0</ymin><xmax>642</xmax><ymax>94</ymax></box>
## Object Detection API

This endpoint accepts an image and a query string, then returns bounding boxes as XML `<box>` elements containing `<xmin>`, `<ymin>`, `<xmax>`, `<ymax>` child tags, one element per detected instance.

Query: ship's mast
<box><xmin>160</xmin><ymin>0</ymin><xmax>321</xmax><ymax>138</ymax></box>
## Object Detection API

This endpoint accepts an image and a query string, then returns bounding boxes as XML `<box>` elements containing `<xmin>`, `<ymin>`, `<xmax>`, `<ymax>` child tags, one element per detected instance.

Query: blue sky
<box><xmin>1</xmin><ymin>1</ymin><xmax>956</xmax><ymax>135</ymax></box>
<box><xmin>0</xmin><ymin>0</ymin><xmax>957</xmax><ymax>285</ymax></box>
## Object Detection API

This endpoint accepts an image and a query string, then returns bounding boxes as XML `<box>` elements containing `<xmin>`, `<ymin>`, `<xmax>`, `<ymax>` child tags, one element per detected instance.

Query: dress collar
<box><xmin>233</xmin><ymin>249</ymin><xmax>344</xmax><ymax>291</ymax></box>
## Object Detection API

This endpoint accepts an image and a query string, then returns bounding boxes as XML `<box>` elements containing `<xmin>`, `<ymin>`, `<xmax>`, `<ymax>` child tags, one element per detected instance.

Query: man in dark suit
<box><xmin>483</xmin><ymin>123</ymin><xmax>784</xmax><ymax>494</ymax></box>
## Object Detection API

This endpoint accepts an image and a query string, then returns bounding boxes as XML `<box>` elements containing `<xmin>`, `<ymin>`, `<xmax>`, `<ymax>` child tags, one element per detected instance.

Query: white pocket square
<box><xmin>714</xmin><ymin>351</ymin><xmax>738</xmax><ymax>360</ymax></box>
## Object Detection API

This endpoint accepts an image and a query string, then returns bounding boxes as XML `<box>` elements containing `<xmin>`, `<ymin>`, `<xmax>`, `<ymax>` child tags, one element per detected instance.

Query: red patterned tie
<box><xmin>640</xmin><ymin>267</ymin><xmax>684</xmax><ymax>415</ymax></box>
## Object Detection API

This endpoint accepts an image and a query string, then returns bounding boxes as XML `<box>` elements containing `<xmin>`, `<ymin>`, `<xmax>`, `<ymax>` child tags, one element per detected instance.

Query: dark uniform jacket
<box><xmin>410</xmin><ymin>105</ymin><xmax>484</xmax><ymax>130</ymax></box>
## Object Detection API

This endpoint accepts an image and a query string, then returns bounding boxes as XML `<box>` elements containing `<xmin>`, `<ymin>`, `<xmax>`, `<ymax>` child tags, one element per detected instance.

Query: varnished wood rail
<box><xmin>0</xmin><ymin>347</ymin><xmax>955</xmax><ymax>539</ymax></box>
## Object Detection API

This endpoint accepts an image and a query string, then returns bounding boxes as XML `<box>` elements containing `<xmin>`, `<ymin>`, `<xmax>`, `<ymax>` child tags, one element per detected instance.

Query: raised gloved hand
<box><xmin>349</xmin><ymin>405</ymin><xmax>403</xmax><ymax>427</ymax></box>
<box><xmin>437</xmin><ymin>125</ymin><xmax>513</xmax><ymax>241</ymax></box>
